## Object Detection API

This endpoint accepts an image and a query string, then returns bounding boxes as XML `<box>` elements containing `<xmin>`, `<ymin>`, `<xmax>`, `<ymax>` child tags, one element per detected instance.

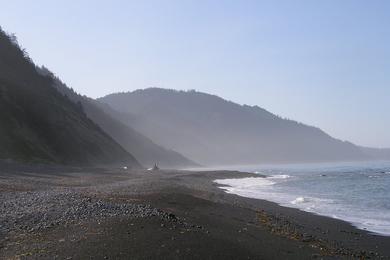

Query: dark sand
<box><xmin>0</xmin><ymin>165</ymin><xmax>389</xmax><ymax>259</ymax></box>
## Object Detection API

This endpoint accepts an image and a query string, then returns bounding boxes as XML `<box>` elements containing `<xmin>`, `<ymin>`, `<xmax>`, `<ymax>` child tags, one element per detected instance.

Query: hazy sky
<box><xmin>1</xmin><ymin>0</ymin><xmax>389</xmax><ymax>147</ymax></box>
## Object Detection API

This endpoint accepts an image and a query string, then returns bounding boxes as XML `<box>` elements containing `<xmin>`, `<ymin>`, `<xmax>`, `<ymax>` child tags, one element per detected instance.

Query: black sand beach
<box><xmin>1</xmin><ymin>165</ymin><xmax>389</xmax><ymax>259</ymax></box>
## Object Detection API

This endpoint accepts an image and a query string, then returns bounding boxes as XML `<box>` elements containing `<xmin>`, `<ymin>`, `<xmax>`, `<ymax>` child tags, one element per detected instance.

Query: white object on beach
<box><xmin>147</xmin><ymin>163</ymin><xmax>160</xmax><ymax>171</ymax></box>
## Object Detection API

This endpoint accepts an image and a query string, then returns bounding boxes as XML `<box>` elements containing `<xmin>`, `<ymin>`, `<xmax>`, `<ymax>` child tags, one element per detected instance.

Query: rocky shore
<box><xmin>0</xmin><ymin>189</ymin><xmax>174</xmax><ymax>237</ymax></box>
<box><xmin>0</xmin><ymin>166</ymin><xmax>389</xmax><ymax>259</ymax></box>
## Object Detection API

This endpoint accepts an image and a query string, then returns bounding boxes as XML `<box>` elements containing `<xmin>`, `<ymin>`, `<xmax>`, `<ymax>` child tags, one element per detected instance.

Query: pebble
<box><xmin>0</xmin><ymin>189</ymin><xmax>183</xmax><ymax>238</ymax></box>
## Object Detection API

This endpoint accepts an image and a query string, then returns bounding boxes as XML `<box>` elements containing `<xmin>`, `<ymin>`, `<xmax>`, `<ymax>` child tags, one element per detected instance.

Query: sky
<box><xmin>0</xmin><ymin>0</ymin><xmax>389</xmax><ymax>147</ymax></box>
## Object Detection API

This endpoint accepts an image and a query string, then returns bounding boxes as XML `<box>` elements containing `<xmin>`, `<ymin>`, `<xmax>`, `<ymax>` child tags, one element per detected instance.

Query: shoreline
<box><xmin>1</xmin><ymin>168</ymin><xmax>389</xmax><ymax>259</ymax></box>
<box><xmin>213</xmin><ymin>174</ymin><xmax>390</xmax><ymax>237</ymax></box>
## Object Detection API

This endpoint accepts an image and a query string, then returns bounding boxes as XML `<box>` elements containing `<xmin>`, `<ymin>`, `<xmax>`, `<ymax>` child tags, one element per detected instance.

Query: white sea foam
<box><xmin>268</xmin><ymin>174</ymin><xmax>291</xmax><ymax>179</ymax></box>
<box><xmin>214</xmin><ymin>177</ymin><xmax>278</xmax><ymax>200</ymax></box>
<box><xmin>291</xmin><ymin>197</ymin><xmax>306</xmax><ymax>204</ymax></box>
<box><xmin>214</xmin><ymin>165</ymin><xmax>390</xmax><ymax>236</ymax></box>
<box><xmin>214</xmin><ymin>177</ymin><xmax>275</xmax><ymax>188</ymax></box>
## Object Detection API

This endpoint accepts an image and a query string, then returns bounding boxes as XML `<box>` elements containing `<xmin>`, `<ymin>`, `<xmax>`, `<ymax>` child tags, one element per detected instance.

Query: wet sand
<box><xmin>0</xmin><ymin>165</ymin><xmax>389</xmax><ymax>259</ymax></box>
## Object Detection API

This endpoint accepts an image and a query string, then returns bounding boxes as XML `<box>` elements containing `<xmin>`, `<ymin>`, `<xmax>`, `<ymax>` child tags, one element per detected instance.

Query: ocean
<box><xmin>214</xmin><ymin>161</ymin><xmax>390</xmax><ymax>236</ymax></box>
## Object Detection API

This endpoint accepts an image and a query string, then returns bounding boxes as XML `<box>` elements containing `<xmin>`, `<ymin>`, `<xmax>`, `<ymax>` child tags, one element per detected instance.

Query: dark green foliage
<box><xmin>0</xmin><ymin>28</ymin><xmax>140</xmax><ymax>166</ymax></box>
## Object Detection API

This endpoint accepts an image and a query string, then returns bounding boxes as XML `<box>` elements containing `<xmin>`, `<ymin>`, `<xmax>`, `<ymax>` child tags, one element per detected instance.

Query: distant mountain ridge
<box><xmin>0</xmin><ymin>28</ymin><xmax>139</xmax><ymax>166</ymax></box>
<box><xmin>2</xmin><ymin>24</ymin><xmax>386</xmax><ymax>167</ymax></box>
<box><xmin>37</xmin><ymin>68</ymin><xmax>197</xmax><ymax>169</ymax></box>
<box><xmin>100</xmin><ymin>88</ymin><xmax>387</xmax><ymax>166</ymax></box>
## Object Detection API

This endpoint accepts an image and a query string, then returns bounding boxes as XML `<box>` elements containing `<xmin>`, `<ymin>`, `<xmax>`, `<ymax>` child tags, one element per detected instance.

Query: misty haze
<box><xmin>0</xmin><ymin>1</ymin><xmax>389</xmax><ymax>259</ymax></box>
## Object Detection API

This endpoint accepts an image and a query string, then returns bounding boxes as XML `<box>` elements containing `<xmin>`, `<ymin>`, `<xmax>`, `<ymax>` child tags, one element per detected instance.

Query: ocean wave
<box><xmin>214</xmin><ymin>164</ymin><xmax>390</xmax><ymax>236</ymax></box>
<box><xmin>214</xmin><ymin>177</ymin><xmax>275</xmax><ymax>188</ymax></box>
<box><xmin>290</xmin><ymin>196</ymin><xmax>334</xmax><ymax>205</ymax></box>
<box><xmin>268</xmin><ymin>174</ymin><xmax>291</xmax><ymax>179</ymax></box>
<box><xmin>213</xmin><ymin>177</ymin><xmax>278</xmax><ymax>200</ymax></box>
<box><xmin>291</xmin><ymin>197</ymin><xmax>306</xmax><ymax>204</ymax></box>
